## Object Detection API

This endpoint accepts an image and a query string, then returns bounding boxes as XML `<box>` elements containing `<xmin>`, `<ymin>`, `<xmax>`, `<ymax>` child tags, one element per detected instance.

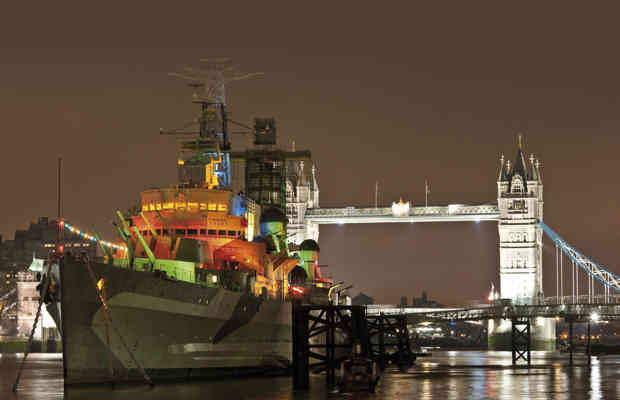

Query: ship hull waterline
<box><xmin>59</xmin><ymin>258</ymin><xmax>293</xmax><ymax>385</ymax></box>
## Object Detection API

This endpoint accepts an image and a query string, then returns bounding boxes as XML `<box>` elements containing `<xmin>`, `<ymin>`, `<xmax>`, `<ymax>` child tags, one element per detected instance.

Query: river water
<box><xmin>1</xmin><ymin>351</ymin><xmax>619</xmax><ymax>399</ymax></box>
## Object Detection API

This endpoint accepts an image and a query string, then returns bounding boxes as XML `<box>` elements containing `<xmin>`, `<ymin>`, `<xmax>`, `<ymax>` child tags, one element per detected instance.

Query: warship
<box><xmin>39</xmin><ymin>60</ymin><xmax>331</xmax><ymax>385</ymax></box>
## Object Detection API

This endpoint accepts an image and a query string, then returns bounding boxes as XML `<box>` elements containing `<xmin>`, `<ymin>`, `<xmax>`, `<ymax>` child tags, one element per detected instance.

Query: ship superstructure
<box><xmin>107</xmin><ymin>59</ymin><xmax>322</xmax><ymax>299</ymax></box>
<box><xmin>41</xmin><ymin>60</ymin><xmax>330</xmax><ymax>384</ymax></box>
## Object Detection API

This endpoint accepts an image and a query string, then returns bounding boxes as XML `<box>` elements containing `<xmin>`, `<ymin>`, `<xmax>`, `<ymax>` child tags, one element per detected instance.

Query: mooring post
<box><xmin>378</xmin><ymin>315</ymin><xmax>385</xmax><ymax>370</ymax></box>
<box><xmin>397</xmin><ymin>315</ymin><xmax>412</xmax><ymax>371</ymax></box>
<box><xmin>326</xmin><ymin>306</ymin><xmax>336</xmax><ymax>389</ymax></box>
<box><xmin>511</xmin><ymin>320</ymin><xmax>517</xmax><ymax>365</ymax></box>
<box><xmin>586</xmin><ymin>321</ymin><xmax>591</xmax><ymax>367</ymax></box>
<box><xmin>292</xmin><ymin>302</ymin><xmax>309</xmax><ymax>389</ymax></box>
<box><xmin>350</xmin><ymin>306</ymin><xmax>369</xmax><ymax>354</ymax></box>
<box><xmin>526</xmin><ymin>318</ymin><xmax>531</xmax><ymax>366</ymax></box>
<box><xmin>568</xmin><ymin>318</ymin><xmax>574</xmax><ymax>366</ymax></box>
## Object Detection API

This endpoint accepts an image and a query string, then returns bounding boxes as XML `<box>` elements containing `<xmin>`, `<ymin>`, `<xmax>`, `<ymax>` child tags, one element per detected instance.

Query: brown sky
<box><xmin>2</xmin><ymin>3</ymin><xmax>620</xmax><ymax>305</ymax></box>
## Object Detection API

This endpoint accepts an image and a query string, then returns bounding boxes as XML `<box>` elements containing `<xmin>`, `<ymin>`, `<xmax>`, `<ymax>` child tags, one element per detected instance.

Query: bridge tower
<box><xmin>286</xmin><ymin>162</ymin><xmax>320</xmax><ymax>245</ymax></box>
<box><xmin>497</xmin><ymin>135</ymin><xmax>543</xmax><ymax>301</ymax></box>
<box><xmin>490</xmin><ymin>135</ymin><xmax>555</xmax><ymax>350</ymax></box>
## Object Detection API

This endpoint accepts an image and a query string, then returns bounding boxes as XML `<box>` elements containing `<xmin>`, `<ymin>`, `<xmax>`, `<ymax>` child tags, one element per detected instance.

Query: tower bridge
<box><xmin>304</xmin><ymin>204</ymin><xmax>499</xmax><ymax>224</ymax></box>
<box><xmin>286</xmin><ymin>137</ymin><xmax>620</xmax><ymax>351</ymax></box>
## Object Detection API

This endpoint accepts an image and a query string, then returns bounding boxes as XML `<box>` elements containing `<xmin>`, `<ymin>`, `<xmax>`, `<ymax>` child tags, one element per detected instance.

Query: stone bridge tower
<box><xmin>497</xmin><ymin>136</ymin><xmax>544</xmax><ymax>302</ymax></box>
<box><xmin>490</xmin><ymin>136</ymin><xmax>554</xmax><ymax>350</ymax></box>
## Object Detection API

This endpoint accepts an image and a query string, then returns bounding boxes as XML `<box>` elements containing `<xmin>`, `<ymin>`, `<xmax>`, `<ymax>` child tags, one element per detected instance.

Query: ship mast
<box><xmin>163</xmin><ymin>58</ymin><xmax>263</xmax><ymax>150</ymax></box>
<box><xmin>160</xmin><ymin>59</ymin><xmax>262</xmax><ymax>188</ymax></box>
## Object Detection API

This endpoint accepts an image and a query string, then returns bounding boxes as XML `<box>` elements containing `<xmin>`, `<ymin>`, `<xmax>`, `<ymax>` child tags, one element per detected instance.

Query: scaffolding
<box><xmin>232</xmin><ymin>149</ymin><xmax>311</xmax><ymax>211</ymax></box>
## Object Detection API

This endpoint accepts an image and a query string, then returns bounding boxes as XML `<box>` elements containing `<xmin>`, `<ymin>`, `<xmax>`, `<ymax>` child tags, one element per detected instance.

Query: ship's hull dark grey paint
<box><xmin>60</xmin><ymin>259</ymin><xmax>292</xmax><ymax>385</ymax></box>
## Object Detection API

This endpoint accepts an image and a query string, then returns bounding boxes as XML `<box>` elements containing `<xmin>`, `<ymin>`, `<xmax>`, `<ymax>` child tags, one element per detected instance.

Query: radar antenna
<box><xmin>162</xmin><ymin>58</ymin><xmax>263</xmax><ymax>151</ymax></box>
<box><xmin>169</xmin><ymin>58</ymin><xmax>263</xmax><ymax>106</ymax></box>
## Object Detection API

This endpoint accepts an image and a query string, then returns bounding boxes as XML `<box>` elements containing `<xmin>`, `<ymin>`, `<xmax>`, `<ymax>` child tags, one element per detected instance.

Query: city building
<box><xmin>352</xmin><ymin>292</ymin><xmax>374</xmax><ymax>305</ymax></box>
<box><xmin>1</xmin><ymin>217</ymin><xmax>97</xmax><ymax>273</ymax></box>
<box><xmin>1</xmin><ymin>217</ymin><xmax>98</xmax><ymax>343</ymax></box>
<box><xmin>16</xmin><ymin>267</ymin><xmax>57</xmax><ymax>344</ymax></box>
<box><xmin>411</xmin><ymin>290</ymin><xmax>442</xmax><ymax>308</ymax></box>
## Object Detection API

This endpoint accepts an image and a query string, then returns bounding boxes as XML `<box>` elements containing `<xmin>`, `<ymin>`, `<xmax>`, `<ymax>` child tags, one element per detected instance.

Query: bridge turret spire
<box><xmin>529</xmin><ymin>153</ymin><xmax>540</xmax><ymax>182</ymax></box>
<box><xmin>312</xmin><ymin>164</ymin><xmax>319</xmax><ymax>191</ymax></box>
<box><xmin>498</xmin><ymin>154</ymin><xmax>507</xmax><ymax>181</ymax></box>
<box><xmin>511</xmin><ymin>147</ymin><xmax>530</xmax><ymax>179</ymax></box>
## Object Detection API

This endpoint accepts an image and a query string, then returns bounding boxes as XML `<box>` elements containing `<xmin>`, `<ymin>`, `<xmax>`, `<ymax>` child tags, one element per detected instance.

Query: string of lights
<box><xmin>60</xmin><ymin>220</ymin><xmax>126</xmax><ymax>251</ymax></box>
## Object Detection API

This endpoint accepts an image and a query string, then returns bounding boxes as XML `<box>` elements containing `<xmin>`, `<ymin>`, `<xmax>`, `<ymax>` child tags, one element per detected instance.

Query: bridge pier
<box><xmin>569</xmin><ymin>318</ymin><xmax>574</xmax><ymax>365</ymax></box>
<box><xmin>511</xmin><ymin>318</ymin><xmax>531</xmax><ymax>366</ymax></box>
<box><xmin>489</xmin><ymin>317</ymin><xmax>555</xmax><ymax>351</ymax></box>
<box><xmin>586</xmin><ymin>321</ymin><xmax>591</xmax><ymax>367</ymax></box>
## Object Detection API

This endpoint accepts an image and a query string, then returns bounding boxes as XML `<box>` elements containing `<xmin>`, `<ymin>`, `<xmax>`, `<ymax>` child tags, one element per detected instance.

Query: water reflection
<box><xmin>1</xmin><ymin>351</ymin><xmax>618</xmax><ymax>399</ymax></box>
<box><xmin>590</xmin><ymin>357</ymin><xmax>602</xmax><ymax>400</ymax></box>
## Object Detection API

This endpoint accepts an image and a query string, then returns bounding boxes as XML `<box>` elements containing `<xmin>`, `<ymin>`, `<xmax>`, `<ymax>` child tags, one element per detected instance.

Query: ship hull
<box><xmin>59</xmin><ymin>258</ymin><xmax>292</xmax><ymax>385</ymax></box>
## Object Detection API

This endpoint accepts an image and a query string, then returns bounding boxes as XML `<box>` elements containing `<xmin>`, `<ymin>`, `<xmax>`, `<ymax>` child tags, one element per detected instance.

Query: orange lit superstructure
<box><xmin>114</xmin><ymin>182</ymin><xmax>306</xmax><ymax>299</ymax></box>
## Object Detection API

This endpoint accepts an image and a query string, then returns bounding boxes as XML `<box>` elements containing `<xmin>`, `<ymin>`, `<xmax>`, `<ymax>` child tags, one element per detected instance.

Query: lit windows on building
<box><xmin>511</xmin><ymin>174</ymin><xmax>524</xmax><ymax>193</ymax></box>
<box><xmin>509</xmin><ymin>200</ymin><xmax>526</xmax><ymax>211</ymax></box>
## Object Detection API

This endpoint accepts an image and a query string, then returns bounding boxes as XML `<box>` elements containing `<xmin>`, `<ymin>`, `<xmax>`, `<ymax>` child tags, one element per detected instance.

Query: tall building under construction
<box><xmin>232</xmin><ymin>118</ymin><xmax>319</xmax><ymax>245</ymax></box>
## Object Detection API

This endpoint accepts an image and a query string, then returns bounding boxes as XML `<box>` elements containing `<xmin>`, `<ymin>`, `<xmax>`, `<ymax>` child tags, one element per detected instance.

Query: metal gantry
<box><xmin>292</xmin><ymin>304</ymin><xmax>367</xmax><ymax>390</ymax></box>
<box><xmin>366</xmin><ymin>313</ymin><xmax>414</xmax><ymax>371</ymax></box>
<box><xmin>511</xmin><ymin>318</ymin><xmax>531</xmax><ymax>365</ymax></box>
<box><xmin>292</xmin><ymin>304</ymin><xmax>417</xmax><ymax>390</ymax></box>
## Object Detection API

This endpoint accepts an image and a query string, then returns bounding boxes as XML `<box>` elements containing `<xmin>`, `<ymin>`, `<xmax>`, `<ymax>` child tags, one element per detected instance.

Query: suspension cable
<box><xmin>589</xmin><ymin>271</ymin><xmax>592</xmax><ymax>303</ymax></box>
<box><xmin>556</xmin><ymin>245</ymin><xmax>559</xmax><ymax>299</ymax></box>
<box><xmin>572</xmin><ymin>259</ymin><xmax>575</xmax><ymax>303</ymax></box>
<box><xmin>560</xmin><ymin>246</ymin><xmax>563</xmax><ymax>304</ymax></box>
<box><xmin>538</xmin><ymin>220</ymin><xmax>620</xmax><ymax>298</ymax></box>
<box><xmin>576</xmin><ymin>258</ymin><xmax>579</xmax><ymax>301</ymax></box>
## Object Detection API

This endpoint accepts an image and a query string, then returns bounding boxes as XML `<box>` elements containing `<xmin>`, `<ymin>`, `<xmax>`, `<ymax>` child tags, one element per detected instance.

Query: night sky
<box><xmin>2</xmin><ymin>4</ymin><xmax>620</xmax><ymax>305</ymax></box>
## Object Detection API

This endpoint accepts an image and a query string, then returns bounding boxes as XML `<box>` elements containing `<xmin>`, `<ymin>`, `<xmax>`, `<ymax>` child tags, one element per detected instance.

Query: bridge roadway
<box><xmin>305</xmin><ymin>204</ymin><xmax>499</xmax><ymax>224</ymax></box>
<box><xmin>366</xmin><ymin>295</ymin><xmax>620</xmax><ymax>321</ymax></box>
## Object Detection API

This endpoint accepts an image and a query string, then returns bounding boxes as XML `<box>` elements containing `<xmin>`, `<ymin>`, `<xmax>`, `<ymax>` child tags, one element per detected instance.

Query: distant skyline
<box><xmin>2</xmin><ymin>3</ymin><xmax>620</xmax><ymax>305</ymax></box>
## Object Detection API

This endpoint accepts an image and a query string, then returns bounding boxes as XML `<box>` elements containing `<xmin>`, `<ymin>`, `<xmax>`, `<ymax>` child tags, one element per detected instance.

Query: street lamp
<box><xmin>590</xmin><ymin>312</ymin><xmax>600</xmax><ymax>322</ymax></box>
